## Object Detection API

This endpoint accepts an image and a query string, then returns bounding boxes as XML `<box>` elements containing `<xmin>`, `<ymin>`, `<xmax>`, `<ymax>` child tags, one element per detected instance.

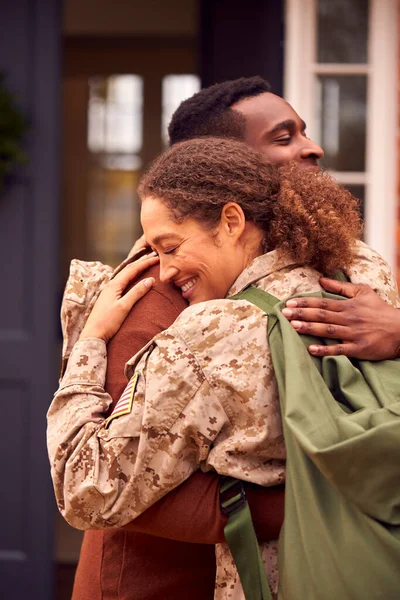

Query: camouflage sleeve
<box><xmin>60</xmin><ymin>259</ymin><xmax>114</xmax><ymax>380</ymax></box>
<box><xmin>347</xmin><ymin>241</ymin><xmax>400</xmax><ymax>307</ymax></box>
<box><xmin>47</xmin><ymin>333</ymin><xmax>228</xmax><ymax>530</ymax></box>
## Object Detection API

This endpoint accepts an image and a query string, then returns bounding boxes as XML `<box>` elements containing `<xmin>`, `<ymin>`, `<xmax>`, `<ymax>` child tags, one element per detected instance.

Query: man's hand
<box><xmin>281</xmin><ymin>277</ymin><xmax>400</xmax><ymax>360</ymax></box>
<box><xmin>80</xmin><ymin>253</ymin><xmax>159</xmax><ymax>343</ymax></box>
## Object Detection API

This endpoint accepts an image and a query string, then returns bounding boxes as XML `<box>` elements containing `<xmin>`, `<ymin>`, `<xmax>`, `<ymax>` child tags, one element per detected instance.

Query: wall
<box><xmin>64</xmin><ymin>0</ymin><xmax>198</xmax><ymax>37</ymax></box>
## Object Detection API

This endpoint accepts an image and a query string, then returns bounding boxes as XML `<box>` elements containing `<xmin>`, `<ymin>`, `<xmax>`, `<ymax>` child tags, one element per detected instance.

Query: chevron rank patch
<box><xmin>105</xmin><ymin>372</ymin><xmax>140</xmax><ymax>428</ymax></box>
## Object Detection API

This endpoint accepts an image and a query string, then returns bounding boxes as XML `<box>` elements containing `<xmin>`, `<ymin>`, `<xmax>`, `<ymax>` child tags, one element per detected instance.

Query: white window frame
<box><xmin>284</xmin><ymin>0</ymin><xmax>398</xmax><ymax>270</ymax></box>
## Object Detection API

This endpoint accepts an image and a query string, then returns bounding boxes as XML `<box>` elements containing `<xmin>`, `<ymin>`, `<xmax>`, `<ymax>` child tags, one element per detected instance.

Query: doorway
<box><xmin>58</xmin><ymin>6</ymin><xmax>199</xmax><ymax>597</ymax></box>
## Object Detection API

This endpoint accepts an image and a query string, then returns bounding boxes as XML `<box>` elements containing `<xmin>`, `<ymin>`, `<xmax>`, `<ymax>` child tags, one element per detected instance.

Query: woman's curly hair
<box><xmin>138</xmin><ymin>137</ymin><xmax>362</xmax><ymax>275</ymax></box>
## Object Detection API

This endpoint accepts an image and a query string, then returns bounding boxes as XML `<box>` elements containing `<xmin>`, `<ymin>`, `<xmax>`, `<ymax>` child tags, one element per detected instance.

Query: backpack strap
<box><xmin>220</xmin><ymin>477</ymin><xmax>273</xmax><ymax>600</ymax></box>
<box><xmin>230</xmin><ymin>286</ymin><xmax>280</xmax><ymax>311</ymax></box>
<box><xmin>331</xmin><ymin>269</ymin><xmax>350</xmax><ymax>283</ymax></box>
<box><xmin>221</xmin><ymin>275</ymin><xmax>347</xmax><ymax>598</ymax></box>
<box><xmin>218</xmin><ymin>287</ymin><xmax>279</xmax><ymax>600</ymax></box>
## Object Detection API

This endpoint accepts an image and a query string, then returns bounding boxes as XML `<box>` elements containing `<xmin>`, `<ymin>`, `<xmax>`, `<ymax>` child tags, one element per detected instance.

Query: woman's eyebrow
<box><xmin>152</xmin><ymin>233</ymin><xmax>179</xmax><ymax>246</ymax></box>
<box><xmin>267</xmin><ymin>119</ymin><xmax>307</xmax><ymax>136</ymax></box>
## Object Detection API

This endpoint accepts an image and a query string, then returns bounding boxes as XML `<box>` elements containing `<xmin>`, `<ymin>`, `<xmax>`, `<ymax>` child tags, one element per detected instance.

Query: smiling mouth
<box><xmin>180</xmin><ymin>277</ymin><xmax>198</xmax><ymax>293</ymax></box>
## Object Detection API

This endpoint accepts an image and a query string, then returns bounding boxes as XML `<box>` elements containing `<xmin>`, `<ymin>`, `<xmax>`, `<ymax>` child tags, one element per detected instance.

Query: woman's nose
<box><xmin>159</xmin><ymin>260</ymin><xmax>179</xmax><ymax>283</ymax></box>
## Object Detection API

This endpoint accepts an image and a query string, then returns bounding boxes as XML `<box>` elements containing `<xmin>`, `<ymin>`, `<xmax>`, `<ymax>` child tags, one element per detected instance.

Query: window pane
<box><xmin>88</xmin><ymin>75</ymin><xmax>143</xmax><ymax>155</ymax></box>
<box><xmin>86</xmin><ymin>167</ymin><xmax>142</xmax><ymax>266</ymax></box>
<box><xmin>317</xmin><ymin>0</ymin><xmax>369</xmax><ymax>63</ymax></box>
<box><xmin>162</xmin><ymin>75</ymin><xmax>201</xmax><ymax>146</ymax></box>
<box><xmin>316</xmin><ymin>76</ymin><xmax>367</xmax><ymax>172</ymax></box>
<box><xmin>87</xmin><ymin>75</ymin><xmax>143</xmax><ymax>266</ymax></box>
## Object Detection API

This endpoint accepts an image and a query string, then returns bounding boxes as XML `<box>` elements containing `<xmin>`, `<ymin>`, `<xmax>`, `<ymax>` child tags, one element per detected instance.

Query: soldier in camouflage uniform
<box><xmin>47</xmin><ymin>138</ymin><xmax>400</xmax><ymax>599</ymax></box>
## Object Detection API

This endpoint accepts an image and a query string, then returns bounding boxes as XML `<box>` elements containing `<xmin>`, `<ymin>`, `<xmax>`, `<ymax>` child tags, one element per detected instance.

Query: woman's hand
<box><xmin>281</xmin><ymin>278</ymin><xmax>400</xmax><ymax>360</ymax></box>
<box><xmin>128</xmin><ymin>234</ymin><xmax>150</xmax><ymax>258</ymax></box>
<box><xmin>80</xmin><ymin>252</ymin><xmax>159</xmax><ymax>343</ymax></box>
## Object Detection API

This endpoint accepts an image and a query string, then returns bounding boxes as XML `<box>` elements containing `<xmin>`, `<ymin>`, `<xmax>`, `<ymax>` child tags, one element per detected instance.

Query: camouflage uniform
<box><xmin>47</xmin><ymin>241</ymin><xmax>399</xmax><ymax>600</ymax></box>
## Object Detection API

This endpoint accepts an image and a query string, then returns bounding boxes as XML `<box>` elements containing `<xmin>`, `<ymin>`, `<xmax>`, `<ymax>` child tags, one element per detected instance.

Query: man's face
<box><xmin>232</xmin><ymin>92</ymin><xmax>324</xmax><ymax>168</ymax></box>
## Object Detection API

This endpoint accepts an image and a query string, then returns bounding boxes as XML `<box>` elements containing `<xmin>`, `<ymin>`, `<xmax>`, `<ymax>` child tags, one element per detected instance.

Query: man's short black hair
<box><xmin>168</xmin><ymin>76</ymin><xmax>271</xmax><ymax>146</ymax></box>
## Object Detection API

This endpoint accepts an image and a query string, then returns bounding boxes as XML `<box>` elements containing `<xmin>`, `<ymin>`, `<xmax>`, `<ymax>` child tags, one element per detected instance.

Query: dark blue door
<box><xmin>0</xmin><ymin>0</ymin><xmax>61</xmax><ymax>598</ymax></box>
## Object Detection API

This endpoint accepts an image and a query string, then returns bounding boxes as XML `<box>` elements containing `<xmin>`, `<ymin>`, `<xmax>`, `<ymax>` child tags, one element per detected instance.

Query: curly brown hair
<box><xmin>138</xmin><ymin>137</ymin><xmax>362</xmax><ymax>275</ymax></box>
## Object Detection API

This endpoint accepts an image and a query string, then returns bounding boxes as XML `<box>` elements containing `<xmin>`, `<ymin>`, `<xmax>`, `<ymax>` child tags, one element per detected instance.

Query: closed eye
<box><xmin>163</xmin><ymin>247</ymin><xmax>178</xmax><ymax>255</ymax></box>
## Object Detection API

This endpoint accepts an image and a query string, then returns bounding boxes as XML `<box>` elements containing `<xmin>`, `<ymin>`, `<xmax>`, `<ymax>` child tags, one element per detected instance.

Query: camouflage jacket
<box><xmin>47</xmin><ymin>241</ymin><xmax>400</xmax><ymax>532</ymax></box>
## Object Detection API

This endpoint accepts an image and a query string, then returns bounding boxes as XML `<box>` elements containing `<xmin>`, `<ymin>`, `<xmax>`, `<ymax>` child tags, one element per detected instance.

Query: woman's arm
<box><xmin>47</xmin><ymin>334</ymin><xmax>228</xmax><ymax>530</ymax></box>
<box><xmin>48</xmin><ymin>264</ymin><xmax>283</xmax><ymax>533</ymax></box>
<box><xmin>104</xmin><ymin>268</ymin><xmax>285</xmax><ymax>544</ymax></box>
<box><xmin>47</xmin><ymin>261</ymin><xmax>228</xmax><ymax>529</ymax></box>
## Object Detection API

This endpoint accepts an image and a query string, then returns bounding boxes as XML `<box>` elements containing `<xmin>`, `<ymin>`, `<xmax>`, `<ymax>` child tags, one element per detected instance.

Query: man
<box><xmin>169</xmin><ymin>78</ymin><xmax>400</xmax><ymax>361</ymax></box>
<box><xmin>71</xmin><ymin>76</ymin><xmax>394</xmax><ymax>599</ymax></box>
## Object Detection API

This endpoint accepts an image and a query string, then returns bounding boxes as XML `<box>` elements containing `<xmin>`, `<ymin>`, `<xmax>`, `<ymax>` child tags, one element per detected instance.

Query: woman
<box><xmin>47</xmin><ymin>138</ymin><xmax>399</xmax><ymax>599</ymax></box>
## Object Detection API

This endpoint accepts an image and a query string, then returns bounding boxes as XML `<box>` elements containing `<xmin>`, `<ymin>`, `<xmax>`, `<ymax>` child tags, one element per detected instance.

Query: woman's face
<box><xmin>141</xmin><ymin>196</ymin><xmax>250</xmax><ymax>305</ymax></box>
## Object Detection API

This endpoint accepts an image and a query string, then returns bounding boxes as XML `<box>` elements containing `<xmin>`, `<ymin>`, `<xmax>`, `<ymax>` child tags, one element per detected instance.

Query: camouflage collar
<box><xmin>228</xmin><ymin>250</ymin><xmax>299</xmax><ymax>297</ymax></box>
<box><xmin>228</xmin><ymin>240</ymin><xmax>378</xmax><ymax>299</ymax></box>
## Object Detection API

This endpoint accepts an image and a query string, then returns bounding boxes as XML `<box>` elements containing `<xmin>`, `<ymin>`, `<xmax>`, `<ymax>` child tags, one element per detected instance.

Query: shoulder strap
<box><xmin>230</xmin><ymin>286</ymin><xmax>280</xmax><ymax>313</ymax></box>
<box><xmin>221</xmin><ymin>276</ymin><xmax>347</xmax><ymax>598</ymax></box>
<box><xmin>331</xmin><ymin>269</ymin><xmax>350</xmax><ymax>283</ymax></box>
<box><xmin>232</xmin><ymin>269</ymin><xmax>349</xmax><ymax>310</ymax></box>
<box><xmin>220</xmin><ymin>477</ymin><xmax>273</xmax><ymax>600</ymax></box>
<box><xmin>218</xmin><ymin>286</ymin><xmax>278</xmax><ymax>600</ymax></box>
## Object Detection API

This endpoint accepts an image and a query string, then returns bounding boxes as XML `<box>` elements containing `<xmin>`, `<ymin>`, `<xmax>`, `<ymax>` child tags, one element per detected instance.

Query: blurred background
<box><xmin>0</xmin><ymin>0</ymin><xmax>398</xmax><ymax>598</ymax></box>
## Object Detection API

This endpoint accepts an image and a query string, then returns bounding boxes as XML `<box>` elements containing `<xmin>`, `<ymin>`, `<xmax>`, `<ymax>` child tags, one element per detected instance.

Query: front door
<box><xmin>0</xmin><ymin>0</ymin><xmax>61</xmax><ymax>598</ymax></box>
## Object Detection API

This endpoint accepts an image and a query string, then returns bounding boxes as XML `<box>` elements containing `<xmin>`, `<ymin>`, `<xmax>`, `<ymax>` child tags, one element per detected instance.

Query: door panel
<box><xmin>200</xmin><ymin>0</ymin><xmax>284</xmax><ymax>94</ymax></box>
<box><xmin>0</xmin><ymin>184</ymin><xmax>31</xmax><ymax>330</ymax></box>
<box><xmin>0</xmin><ymin>0</ymin><xmax>61</xmax><ymax>598</ymax></box>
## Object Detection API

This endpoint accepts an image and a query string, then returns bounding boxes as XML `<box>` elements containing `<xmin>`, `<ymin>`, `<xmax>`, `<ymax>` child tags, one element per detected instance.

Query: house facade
<box><xmin>0</xmin><ymin>1</ymin><xmax>397</xmax><ymax>598</ymax></box>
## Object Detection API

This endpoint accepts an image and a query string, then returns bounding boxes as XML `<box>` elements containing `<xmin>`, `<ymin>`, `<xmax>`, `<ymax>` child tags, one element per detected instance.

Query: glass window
<box><xmin>316</xmin><ymin>75</ymin><xmax>367</xmax><ymax>172</ymax></box>
<box><xmin>317</xmin><ymin>0</ymin><xmax>370</xmax><ymax>63</ymax></box>
<box><xmin>87</xmin><ymin>75</ymin><xmax>143</xmax><ymax>266</ymax></box>
<box><xmin>162</xmin><ymin>75</ymin><xmax>201</xmax><ymax>146</ymax></box>
<box><xmin>88</xmin><ymin>75</ymin><xmax>143</xmax><ymax>159</ymax></box>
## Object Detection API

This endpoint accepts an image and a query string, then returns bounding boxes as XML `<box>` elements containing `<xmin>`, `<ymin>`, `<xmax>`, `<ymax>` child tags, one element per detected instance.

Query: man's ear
<box><xmin>220</xmin><ymin>202</ymin><xmax>246</xmax><ymax>240</ymax></box>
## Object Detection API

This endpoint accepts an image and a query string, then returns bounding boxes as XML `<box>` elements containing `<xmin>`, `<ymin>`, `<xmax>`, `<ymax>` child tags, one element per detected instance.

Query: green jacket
<box><xmin>236</xmin><ymin>286</ymin><xmax>400</xmax><ymax>600</ymax></box>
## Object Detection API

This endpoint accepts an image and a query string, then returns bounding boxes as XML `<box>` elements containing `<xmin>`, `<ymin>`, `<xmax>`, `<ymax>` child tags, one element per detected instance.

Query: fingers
<box><xmin>285</xmin><ymin>296</ymin><xmax>346</xmax><ymax>313</ymax></box>
<box><xmin>81</xmin><ymin>272</ymin><xmax>156</xmax><ymax>342</ymax></box>
<box><xmin>319</xmin><ymin>277</ymin><xmax>364</xmax><ymax>298</ymax></box>
<box><xmin>112</xmin><ymin>253</ymin><xmax>159</xmax><ymax>292</ymax></box>
<box><xmin>119</xmin><ymin>277</ymin><xmax>155</xmax><ymax>311</ymax></box>
<box><xmin>285</xmin><ymin>319</ymin><xmax>350</xmax><ymax>341</ymax></box>
<box><xmin>128</xmin><ymin>234</ymin><xmax>150</xmax><ymax>258</ymax></box>
<box><xmin>283</xmin><ymin>296</ymin><xmax>346</xmax><ymax>321</ymax></box>
<box><xmin>307</xmin><ymin>342</ymin><xmax>359</xmax><ymax>358</ymax></box>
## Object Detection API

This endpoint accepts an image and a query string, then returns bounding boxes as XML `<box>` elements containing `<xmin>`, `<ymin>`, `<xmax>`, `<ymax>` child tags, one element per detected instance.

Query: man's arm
<box><xmin>282</xmin><ymin>278</ymin><xmax>400</xmax><ymax>360</ymax></box>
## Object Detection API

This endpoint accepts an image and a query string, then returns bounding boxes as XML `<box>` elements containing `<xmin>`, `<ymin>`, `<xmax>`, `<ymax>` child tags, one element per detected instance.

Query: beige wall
<box><xmin>64</xmin><ymin>0</ymin><xmax>198</xmax><ymax>37</ymax></box>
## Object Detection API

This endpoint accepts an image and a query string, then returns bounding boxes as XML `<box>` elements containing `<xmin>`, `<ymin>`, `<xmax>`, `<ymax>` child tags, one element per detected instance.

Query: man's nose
<box><xmin>300</xmin><ymin>138</ymin><xmax>324</xmax><ymax>160</ymax></box>
<box><xmin>159</xmin><ymin>260</ymin><xmax>179</xmax><ymax>284</ymax></box>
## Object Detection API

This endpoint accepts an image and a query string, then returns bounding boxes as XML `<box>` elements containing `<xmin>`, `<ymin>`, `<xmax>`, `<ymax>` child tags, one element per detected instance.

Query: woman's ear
<box><xmin>220</xmin><ymin>203</ymin><xmax>246</xmax><ymax>240</ymax></box>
